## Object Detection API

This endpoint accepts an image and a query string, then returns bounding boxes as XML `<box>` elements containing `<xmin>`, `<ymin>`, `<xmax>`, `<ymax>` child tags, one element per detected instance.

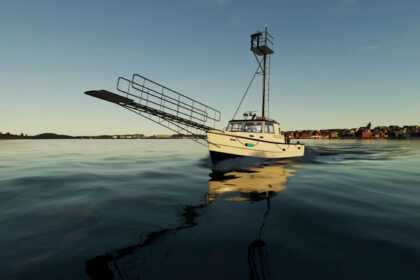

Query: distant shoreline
<box><xmin>2</xmin><ymin>138</ymin><xmax>420</xmax><ymax>141</ymax></box>
<box><xmin>285</xmin><ymin>124</ymin><xmax>420</xmax><ymax>140</ymax></box>
<box><xmin>0</xmin><ymin>132</ymin><xmax>204</xmax><ymax>140</ymax></box>
<box><xmin>1</xmin><ymin>124</ymin><xmax>419</xmax><ymax>140</ymax></box>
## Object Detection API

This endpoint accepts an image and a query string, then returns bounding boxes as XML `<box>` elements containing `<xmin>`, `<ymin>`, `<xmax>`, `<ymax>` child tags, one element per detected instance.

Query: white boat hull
<box><xmin>207</xmin><ymin>130</ymin><xmax>304</xmax><ymax>165</ymax></box>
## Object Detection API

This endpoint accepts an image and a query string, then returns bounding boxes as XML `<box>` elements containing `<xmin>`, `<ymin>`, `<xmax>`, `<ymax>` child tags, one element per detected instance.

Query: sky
<box><xmin>1</xmin><ymin>0</ymin><xmax>419</xmax><ymax>135</ymax></box>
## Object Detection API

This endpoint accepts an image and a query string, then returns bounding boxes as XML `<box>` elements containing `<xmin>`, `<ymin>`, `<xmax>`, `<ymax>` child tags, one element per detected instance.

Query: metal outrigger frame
<box><xmin>85</xmin><ymin>73</ymin><xmax>221</xmax><ymax>146</ymax></box>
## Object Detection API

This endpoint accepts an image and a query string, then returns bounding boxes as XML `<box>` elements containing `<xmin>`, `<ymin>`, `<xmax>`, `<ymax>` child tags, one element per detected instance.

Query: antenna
<box><xmin>250</xmin><ymin>27</ymin><xmax>274</xmax><ymax>120</ymax></box>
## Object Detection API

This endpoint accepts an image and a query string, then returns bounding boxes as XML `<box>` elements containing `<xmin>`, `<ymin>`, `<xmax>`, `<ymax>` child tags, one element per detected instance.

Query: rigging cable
<box><xmin>231</xmin><ymin>64</ymin><xmax>261</xmax><ymax>121</ymax></box>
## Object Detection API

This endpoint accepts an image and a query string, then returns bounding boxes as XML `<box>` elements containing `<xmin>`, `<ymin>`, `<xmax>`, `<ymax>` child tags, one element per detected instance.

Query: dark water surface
<box><xmin>1</xmin><ymin>139</ymin><xmax>420</xmax><ymax>279</ymax></box>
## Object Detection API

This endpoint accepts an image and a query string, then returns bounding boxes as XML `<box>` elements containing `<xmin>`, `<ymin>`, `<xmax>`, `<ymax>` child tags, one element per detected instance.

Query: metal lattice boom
<box><xmin>85</xmin><ymin>73</ymin><xmax>221</xmax><ymax>145</ymax></box>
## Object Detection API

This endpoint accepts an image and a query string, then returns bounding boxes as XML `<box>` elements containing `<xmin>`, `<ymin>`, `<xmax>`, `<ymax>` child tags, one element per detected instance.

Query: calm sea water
<box><xmin>1</xmin><ymin>139</ymin><xmax>420</xmax><ymax>279</ymax></box>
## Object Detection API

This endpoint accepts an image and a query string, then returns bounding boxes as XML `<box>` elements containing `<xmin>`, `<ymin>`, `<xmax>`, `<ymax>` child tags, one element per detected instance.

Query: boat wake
<box><xmin>295</xmin><ymin>142</ymin><xmax>410</xmax><ymax>165</ymax></box>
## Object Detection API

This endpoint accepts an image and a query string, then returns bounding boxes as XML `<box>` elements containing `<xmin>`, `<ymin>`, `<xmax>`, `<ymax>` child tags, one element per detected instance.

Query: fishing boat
<box><xmin>207</xmin><ymin>27</ymin><xmax>304</xmax><ymax>165</ymax></box>
<box><xmin>84</xmin><ymin>27</ymin><xmax>304</xmax><ymax>169</ymax></box>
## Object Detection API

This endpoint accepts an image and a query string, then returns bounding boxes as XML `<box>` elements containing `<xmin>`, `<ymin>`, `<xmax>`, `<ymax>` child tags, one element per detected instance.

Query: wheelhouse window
<box><xmin>227</xmin><ymin>121</ymin><xmax>263</xmax><ymax>133</ymax></box>
<box><xmin>265</xmin><ymin>124</ymin><xmax>274</xmax><ymax>133</ymax></box>
<box><xmin>244</xmin><ymin>122</ymin><xmax>262</xmax><ymax>133</ymax></box>
<box><xmin>227</xmin><ymin>122</ymin><xmax>244</xmax><ymax>132</ymax></box>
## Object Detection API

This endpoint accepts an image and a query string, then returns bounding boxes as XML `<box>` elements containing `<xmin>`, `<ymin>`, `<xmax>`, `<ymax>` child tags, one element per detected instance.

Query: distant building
<box><xmin>361</xmin><ymin>129</ymin><xmax>372</xmax><ymax>139</ymax></box>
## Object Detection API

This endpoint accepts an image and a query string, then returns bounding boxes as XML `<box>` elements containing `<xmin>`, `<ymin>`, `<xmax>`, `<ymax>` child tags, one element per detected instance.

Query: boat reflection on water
<box><xmin>86</xmin><ymin>164</ymin><xmax>294</xmax><ymax>280</ymax></box>
<box><xmin>208</xmin><ymin>164</ymin><xmax>294</xmax><ymax>203</ymax></box>
<box><xmin>209</xmin><ymin>164</ymin><xmax>294</xmax><ymax>280</ymax></box>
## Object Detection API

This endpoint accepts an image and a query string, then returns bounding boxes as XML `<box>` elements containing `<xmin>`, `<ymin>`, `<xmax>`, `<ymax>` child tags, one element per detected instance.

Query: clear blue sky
<box><xmin>1</xmin><ymin>0</ymin><xmax>419</xmax><ymax>135</ymax></box>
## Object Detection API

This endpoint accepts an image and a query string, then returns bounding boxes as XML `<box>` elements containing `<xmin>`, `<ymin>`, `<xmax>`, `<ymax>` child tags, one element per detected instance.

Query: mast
<box><xmin>262</xmin><ymin>45</ymin><xmax>267</xmax><ymax>118</ymax></box>
<box><xmin>250</xmin><ymin>27</ymin><xmax>273</xmax><ymax>120</ymax></box>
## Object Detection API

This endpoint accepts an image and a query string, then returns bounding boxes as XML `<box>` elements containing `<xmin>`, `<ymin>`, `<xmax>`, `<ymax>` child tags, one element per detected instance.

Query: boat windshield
<box><xmin>244</xmin><ymin>122</ymin><xmax>263</xmax><ymax>133</ymax></box>
<box><xmin>226</xmin><ymin>121</ymin><xmax>277</xmax><ymax>134</ymax></box>
<box><xmin>227</xmin><ymin>122</ymin><xmax>263</xmax><ymax>133</ymax></box>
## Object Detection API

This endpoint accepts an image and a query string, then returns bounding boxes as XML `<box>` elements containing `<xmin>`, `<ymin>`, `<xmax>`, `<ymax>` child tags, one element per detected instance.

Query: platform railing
<box><xmin>116</xmin><ymin>74</ymin><xmax>220</xmax><ymax>129</ymax></box>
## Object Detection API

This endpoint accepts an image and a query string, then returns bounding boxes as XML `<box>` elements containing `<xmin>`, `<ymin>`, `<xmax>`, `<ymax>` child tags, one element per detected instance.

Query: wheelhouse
<box><xmin>226</xmin><ymin>119</ymin><xmax>280</xmax><ymax>134</ymax></box>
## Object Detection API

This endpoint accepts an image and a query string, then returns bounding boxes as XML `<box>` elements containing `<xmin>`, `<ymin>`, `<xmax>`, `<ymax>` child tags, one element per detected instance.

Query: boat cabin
<box><xmin>226</xmin><ymin>119</ymin><xmax>281</xmax><ymax>135</ymax></box>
